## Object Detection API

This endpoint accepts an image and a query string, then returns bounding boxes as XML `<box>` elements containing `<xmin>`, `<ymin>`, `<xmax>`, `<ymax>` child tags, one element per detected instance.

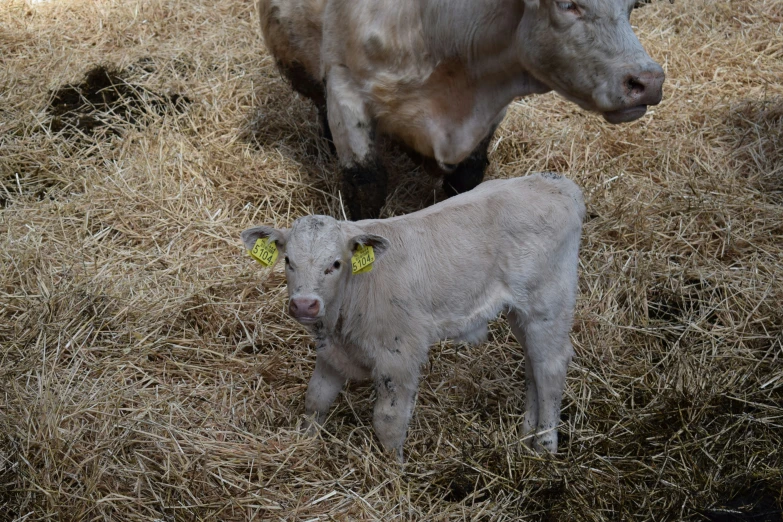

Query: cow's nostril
<box><xmin>626</xmin><ymin>77</ymin><xmax>645</xmax><ymax>96</ymax></box>
<box><xmin>307</xmin><ymin>300</ymin><xmax>318</xmax><ymax>311</ymax></box>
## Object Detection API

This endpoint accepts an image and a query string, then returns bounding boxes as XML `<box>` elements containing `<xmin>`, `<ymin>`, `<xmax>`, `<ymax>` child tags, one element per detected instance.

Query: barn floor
<box><xmin>1</xmin><ymin>0</ymin><xmax>782</xmax><ymax>520</ymax></box>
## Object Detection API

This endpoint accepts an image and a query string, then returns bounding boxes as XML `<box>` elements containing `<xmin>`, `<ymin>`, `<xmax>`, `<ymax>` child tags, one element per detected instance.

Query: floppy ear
<box><xmin>348</xmin><ymin>233</ymin><xmax>391</xmax><ymax>261</ymax></box>
<box><xmin>241</xmin><ymin>226</ymin><xmax>289</xmax><ymax>252</ymax></box>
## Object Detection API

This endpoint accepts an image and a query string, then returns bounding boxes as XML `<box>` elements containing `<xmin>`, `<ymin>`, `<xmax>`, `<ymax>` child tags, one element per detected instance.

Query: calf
<box><xmin>242</xmin><ymin>173</ymin><xmax>585</xmax><ymax>459</ymax></box>
<box><xmin>258</xmin><ymin>0</ymin><xmax>664</xmax><ymax>218</ymax></box>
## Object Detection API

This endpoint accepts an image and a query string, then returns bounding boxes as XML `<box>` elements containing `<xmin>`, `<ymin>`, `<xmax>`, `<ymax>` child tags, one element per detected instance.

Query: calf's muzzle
<box><xmin>289</xmin><ymin>297</ymin><xmax>321</xmax><ymax>321</ymax></box>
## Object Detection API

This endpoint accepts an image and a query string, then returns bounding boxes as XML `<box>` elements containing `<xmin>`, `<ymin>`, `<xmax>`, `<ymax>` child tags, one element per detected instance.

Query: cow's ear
<box><xmin>241</xmin><ymin>226</ymin><xmax>289</xmax><ymax>252</ymax></box>
<box><xmin>348</xmin><ymin>234</ymin><xmax>391</xmax><ymax>261</ymax></box>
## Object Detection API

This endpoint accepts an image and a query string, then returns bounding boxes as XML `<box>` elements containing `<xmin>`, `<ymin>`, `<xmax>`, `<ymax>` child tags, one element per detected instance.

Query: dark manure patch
<box><xmin>438</xmin><ymin>464</ymin><xmax>491</xmax><ymax>503</ymax></box>
<box><xmin>47</xmin><ymin>65</ymin><xmax>190</xmax><ymax>138</ymax></box>
<box><xmin>698</xmin><ymin>482</ymin><xmax>782</xmax><ymax>522</ymax></box>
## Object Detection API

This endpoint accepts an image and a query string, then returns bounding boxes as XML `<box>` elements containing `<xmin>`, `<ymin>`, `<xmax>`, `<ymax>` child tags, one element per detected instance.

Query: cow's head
<box><xmin>518</xmin><ymin>0</ymin><xmax>664</xmax><ymax>123</ymax></box>
<box><xmin>242</xmin><ymin>216</ymin><xmax>390</xmax><ymax>325</ymax></box>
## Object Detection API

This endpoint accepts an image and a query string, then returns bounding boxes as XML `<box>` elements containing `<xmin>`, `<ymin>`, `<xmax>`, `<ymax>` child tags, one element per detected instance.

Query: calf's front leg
<box><xmin>303</xmin><ymin>355</ymin><xmax>346</xmax><ymax>434</ymax></box>
<box><xmin>372</xmin><ymin>373</ymin><xmax>419</xmax><ymax>462</ymax></box>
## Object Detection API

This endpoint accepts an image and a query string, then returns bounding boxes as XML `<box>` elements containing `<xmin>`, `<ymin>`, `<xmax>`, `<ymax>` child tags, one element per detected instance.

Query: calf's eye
<box><xmin>324</xmin><ymin>260</ymin><xmax>341</xmax><ymax>275</ymax></box>
<box><xmin>285</xmin><ymin>256</ymin><xmax>293</xmax><ymax>270</ymax></box>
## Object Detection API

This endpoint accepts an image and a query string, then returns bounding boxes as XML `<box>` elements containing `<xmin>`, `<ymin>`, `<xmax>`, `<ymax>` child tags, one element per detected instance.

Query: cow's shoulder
<box><xmin>322</xmin><ymin>0</ymin><xmax>429</xmax><ymax>74</ymax></box>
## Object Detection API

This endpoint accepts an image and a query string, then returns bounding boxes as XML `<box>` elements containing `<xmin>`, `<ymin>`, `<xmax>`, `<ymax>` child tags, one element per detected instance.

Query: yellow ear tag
<box><xmin>351</xmin><ymin>244</ymin><xmax>375</xmax><ymax>274</ymax></box>
<box><xmin>249</xmin><ymin>237</ymin><xmax>279</xmax><ymax>267</ymax></box>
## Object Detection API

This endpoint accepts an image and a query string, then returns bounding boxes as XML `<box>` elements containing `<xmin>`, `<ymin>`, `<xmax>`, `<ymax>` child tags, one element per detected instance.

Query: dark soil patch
<box><xmin>48</xmin><ymin>65</ymin><xmax>190</xmax><ymax>137</ymax></box>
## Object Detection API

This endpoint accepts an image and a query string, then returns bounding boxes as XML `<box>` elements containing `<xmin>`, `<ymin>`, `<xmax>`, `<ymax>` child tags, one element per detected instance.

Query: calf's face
<box><xmin>518</xmin><ymin>0</ymin><xmax>664</xmax><ymax>123</ymax></box>
<box><xmin>241</xmin><ymin>216</ymin><xmax>390</xmax><ymax>325</ymax></box>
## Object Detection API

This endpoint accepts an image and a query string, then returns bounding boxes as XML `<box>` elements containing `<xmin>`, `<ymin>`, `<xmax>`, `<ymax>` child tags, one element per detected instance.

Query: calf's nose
<box><xmin>289</xmin><ymin>297</ymin><xmax>320</xmax><ymax>319</ymax></box>
<box><xmin>623</xmin><ymin>64</ymin><xmax>665</xmax><ymax>106</ymax></box>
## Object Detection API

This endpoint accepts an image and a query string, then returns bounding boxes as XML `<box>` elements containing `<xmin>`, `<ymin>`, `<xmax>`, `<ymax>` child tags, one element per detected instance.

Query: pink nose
<box><xmin>623</xmin><ymin>65</ymin><xmax>665</xmax><ymax>106</ymax></box>
<box><xmin>288</xmin><ymin>297</ymin><xmax>320</xmax><ymax>319</ymax></box>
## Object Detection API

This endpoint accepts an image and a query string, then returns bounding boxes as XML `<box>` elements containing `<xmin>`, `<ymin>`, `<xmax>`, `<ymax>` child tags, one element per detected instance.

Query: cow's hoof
<box><xmin>342</xmin><ymin>163</ymin><xmax>387</xmax><ymax>220</ymax></box>
<box><xmin>302</xmin><ymin>414</ymin><xmax>324</xmax><ymax>436</ymax></box>
<box><xmin>443</xmin><ymin>163</ymin><xmax>487</xmax><ymax>197</ymax></box>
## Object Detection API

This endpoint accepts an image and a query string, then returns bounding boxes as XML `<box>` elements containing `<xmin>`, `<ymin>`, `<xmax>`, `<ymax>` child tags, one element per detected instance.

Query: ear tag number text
<box><xmin>249</xmin><ymin>238</ymin><xmax>279</xmax><ymax>267</ymax></box>
<box><xmin>351</xmin><ymin>245</ymin><xmax>375</xmax><ymax>274</ymax></box>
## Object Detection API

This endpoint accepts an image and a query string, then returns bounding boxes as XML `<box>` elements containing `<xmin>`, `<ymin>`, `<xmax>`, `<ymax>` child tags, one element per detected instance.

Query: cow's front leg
<box><xmin>326</xmin><ymin>66</ymin><xmax>388</xmax><ymax>219</ymax></box>
<box><xmin>316</xmin><ymin>104</ymin><xmax>335</xmax><ymax>154</ymax></box>
<box><xmin>372</xmin><ymin>372</ymin><xmax>419</xmax><ymax>462</ymax></box>
<box><xmin>443</xmin><ymin>126</ymin><xmax>497</xmax><ymax>197</ymax></box>
<box><xmin>303</xmin><ymin>355</ymin><xmax>346</xmax><ymax>434</ymax></box>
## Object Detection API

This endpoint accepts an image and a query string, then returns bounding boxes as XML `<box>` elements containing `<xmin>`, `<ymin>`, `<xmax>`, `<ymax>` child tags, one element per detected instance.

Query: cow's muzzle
<box><xmin>288</xmin><ymin>296</ymin><xmax>322</xmax><ymax>323</ymax></box>
<box><xmin>603</xmin><ymin>65</ymin><xmax>665</xmax><ymax>124</ymax></box>
<box><xmin>603</xmin><ymin>105</ymin><xmax>649</xmax><ymax>124</ymax></box>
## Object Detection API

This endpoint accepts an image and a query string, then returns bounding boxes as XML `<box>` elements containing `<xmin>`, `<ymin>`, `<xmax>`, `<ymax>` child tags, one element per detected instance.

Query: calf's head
<box><xmin>242</xmin><ymin>216</ymin><xmax>390</xmax><ymax>325</ymax></box>
<box><xmin>518</xmin><ymin>0</ymin><xmax>664</xmax><ymax>123</ymax></box>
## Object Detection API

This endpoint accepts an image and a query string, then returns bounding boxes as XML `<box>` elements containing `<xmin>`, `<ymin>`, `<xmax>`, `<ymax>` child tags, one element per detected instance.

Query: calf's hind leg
<box><xmin>508</xmin><ymin>309</ymin><xmax>573</xmax><ymax>453</ymax></box>
<box><xmin>506</xmin><ymin>315</ymin><xmax>538</xmax><ymax>449</ymax></box>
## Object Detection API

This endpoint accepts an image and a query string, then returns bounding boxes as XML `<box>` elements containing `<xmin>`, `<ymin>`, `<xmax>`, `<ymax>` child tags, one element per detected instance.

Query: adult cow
<box><xmin>258</xmin><ymin>0</ymin><xmax>664</xmax><ymax>218</ymax></box>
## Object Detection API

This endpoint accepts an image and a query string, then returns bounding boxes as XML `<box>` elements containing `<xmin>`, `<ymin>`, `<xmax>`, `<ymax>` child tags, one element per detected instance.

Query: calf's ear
<box><xmin>241</xmin><ymin>226</ymin><xmax>289</xmax><ymax>252</ymax></box>
<box><xmin>348</xmin><ymin>234</ymin><xmax>391</xmax><ymax>260</ymax></box>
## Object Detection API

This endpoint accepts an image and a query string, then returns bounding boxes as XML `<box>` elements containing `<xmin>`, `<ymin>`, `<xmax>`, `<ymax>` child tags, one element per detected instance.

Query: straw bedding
<box><xmin>1</xmin><ymin>0</ymin><xmax>781</xmax><ymax>520</ymax></box>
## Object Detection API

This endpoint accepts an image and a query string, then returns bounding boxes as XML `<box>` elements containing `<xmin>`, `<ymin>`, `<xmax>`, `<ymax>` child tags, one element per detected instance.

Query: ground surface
<box><xmin>1</xmin><ymin>0</ymin><xmax>782</xmax><ymax>520</ymax></box>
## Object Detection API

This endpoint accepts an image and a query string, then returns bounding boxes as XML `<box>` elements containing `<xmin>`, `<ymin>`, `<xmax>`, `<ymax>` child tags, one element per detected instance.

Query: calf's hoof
<box><xmin>532</xmin><ymin>433</ymin><xmax>558</xmax><ymax>454</ymax></box>
<box><xmin>381</xmin><ymin>445</ymin><xmax>404</xmax><ymax>465</ymax></box>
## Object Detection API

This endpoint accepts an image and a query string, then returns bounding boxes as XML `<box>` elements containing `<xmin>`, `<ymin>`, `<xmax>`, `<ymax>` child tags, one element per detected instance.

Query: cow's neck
<box><xmin>422</xmin><ymin>0</ymin><xmax>522</xmax><ymax>61</ymax></box>
<box><xmin>422</xmin><ymin>0</ymin><xmax>548</xmax><ymax>100</ymax></box>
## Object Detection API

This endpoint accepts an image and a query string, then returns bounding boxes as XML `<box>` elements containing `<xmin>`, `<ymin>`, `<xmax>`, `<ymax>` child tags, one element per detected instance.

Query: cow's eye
<box><xmin>556</xmin><ymin>2</ymin><xmax>578</xmax><ymax>11</ymax></box>
<box><xmin>285</xmin><ymin>256</ymin><xmax>293</xmax><ymax>270</ymax></box>
<box><xmin>333</xmin><ymin>261</ymin><xmax>341</xmax><ymax>270</ymax></box>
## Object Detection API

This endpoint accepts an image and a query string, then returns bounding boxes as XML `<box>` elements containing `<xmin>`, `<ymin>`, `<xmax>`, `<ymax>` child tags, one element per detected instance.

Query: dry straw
<box><xmin>1</xmin><ymin>0</ymin><xmax>781</xmax><ymax>520</ymax></box>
